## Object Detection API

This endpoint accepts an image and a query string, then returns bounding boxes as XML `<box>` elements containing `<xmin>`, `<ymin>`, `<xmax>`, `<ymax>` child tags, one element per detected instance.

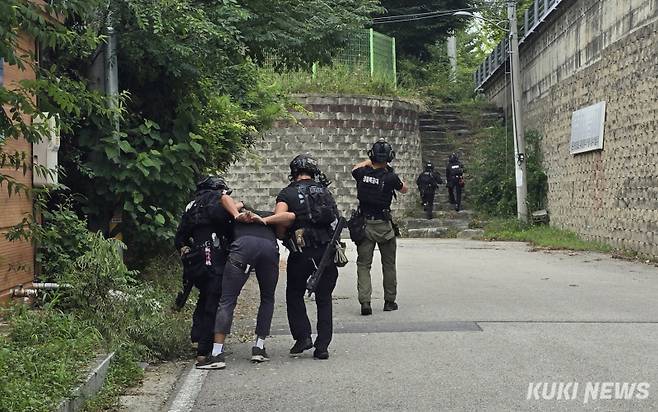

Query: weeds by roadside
<box><xmin>483</xmin><ymin>219</ymin><xmax>613</xmax><ymax>253</ymax></box>
<box><xmin>0</xmin><ymin>207</ymin><xmax>195</xmax><ymax>412</ymax></box>
<box><xmin>0</xmin><ymin>307</ymin><xmax>102</xmax><ymax>412</ymax></box>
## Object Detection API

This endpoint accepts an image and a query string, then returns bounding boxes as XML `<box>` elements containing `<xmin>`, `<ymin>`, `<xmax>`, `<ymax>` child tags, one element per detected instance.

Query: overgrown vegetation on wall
<box><xmin>1</xmin><ymin>0</ymin><xmax>379</xmax><ymax>262</ymax></box>
<box><xmin>469</xmin><ymin>126</ymin><xmax>547</xmax><ymax>217</ymax></box>
<box><xmin>260</xmin><ymin>64</ymin><xmax>418</xmax><ymax>98</ymax></box>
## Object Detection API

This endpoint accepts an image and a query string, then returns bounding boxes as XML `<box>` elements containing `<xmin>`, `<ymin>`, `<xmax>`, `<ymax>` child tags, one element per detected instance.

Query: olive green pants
<box><xmin>356</xmin><ymin>220</ymin><xmax>397</xmax><ymax>304</ymax></box>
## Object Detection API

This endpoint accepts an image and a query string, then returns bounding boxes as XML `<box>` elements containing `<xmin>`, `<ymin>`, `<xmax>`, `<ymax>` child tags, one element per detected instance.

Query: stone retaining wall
<box><xmin>225</xmin><ymin>94</ymin><xmax>422</xmax><ymax>218</ymax></box>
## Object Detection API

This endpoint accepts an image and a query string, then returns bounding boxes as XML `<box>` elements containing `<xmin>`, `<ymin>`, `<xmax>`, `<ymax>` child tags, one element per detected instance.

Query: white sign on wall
<box><xmin>570</xmin><ymin>101</ymin><xmax>606</xmax><ymax>154</ymax></box>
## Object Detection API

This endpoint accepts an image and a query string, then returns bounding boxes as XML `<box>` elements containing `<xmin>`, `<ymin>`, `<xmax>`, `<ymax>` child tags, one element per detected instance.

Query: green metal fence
<box><xmin>330</xmin><ymin>29</ymin><xmax>397</xmax><ymax>86</ymax></box>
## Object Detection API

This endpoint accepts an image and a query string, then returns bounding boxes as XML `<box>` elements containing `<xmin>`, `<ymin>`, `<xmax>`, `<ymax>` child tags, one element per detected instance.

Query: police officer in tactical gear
<box><xmin>446</xmin><ymin>153</ymin><xmax>465</xmax><ymax>212</ymax></box>
<box><xmin>196</xmin><ymin>203</ymin><xmax>295</xmax><ymax>370</ymax></box>
<box><xmin>274</xmin><ymin>154</ymin><xmax>340</xmax><ymax>360</ymax></box>
<box><xmin>352</xmin><ymin>139</ymin><xmax>408</xmax><ymax>315</ymax></box>
<box><xmin>174</xmin><ymin>176</ymin><xmax>234</xmax><ymax>365</ymax></box>
<box><xmin>416</xmin><ymin>162</ymin><xmax>443</xmax><ymax>219</ymax></box>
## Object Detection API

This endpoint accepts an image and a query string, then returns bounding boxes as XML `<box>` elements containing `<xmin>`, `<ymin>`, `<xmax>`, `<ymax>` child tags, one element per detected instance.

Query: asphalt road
<box><xmin>170</xmin><ymin>239</ymin><xmax>658</xmax><ymax>411</ymax></box>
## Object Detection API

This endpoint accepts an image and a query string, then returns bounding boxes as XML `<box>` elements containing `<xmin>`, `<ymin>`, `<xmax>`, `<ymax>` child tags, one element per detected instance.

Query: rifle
<box><xmin>306</xmin><ymin>217</ymin><xmax>347</xmax><ymax>296</ymax></box>
<box><xmin>173</xmin><ymin>278</ymin><xmax>194</xmax><ymax>311</ymax></box>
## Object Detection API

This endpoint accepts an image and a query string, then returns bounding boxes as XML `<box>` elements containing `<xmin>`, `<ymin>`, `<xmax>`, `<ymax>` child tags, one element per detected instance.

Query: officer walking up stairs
<box><xmin>416</xmin><ymin>161</ymin><xmax>443</xmax><ymax>220</ymax></box>
<box><xmin>446</xmin><ymin>153</ymin><xmax>466</xmax><ymax>212</ymax></box>
<box><xmin>352</xmin><ymin>140</ymin><xmax>408</xmax><ymax>316</ymax></box>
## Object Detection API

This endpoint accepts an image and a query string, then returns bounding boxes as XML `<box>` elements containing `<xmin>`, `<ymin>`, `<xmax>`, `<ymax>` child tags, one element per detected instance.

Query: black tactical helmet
<box><xmin>449</xmin><ymin>153</ymin><xmax>459</xmax><ymax>164</ymax></box>
<box><xmin>289</xmin><ymin>154</ymin><xmax>320</xmax><ymax>179</ymax></box>
<box><xmin>196</xmin><ymin>175</ymin><xmax>231</xmax><ymax>193</ymax></box>
<box><xmin>424</xmin><ymin>161</ymin><xmax>434</xmax><ymax>171</ymax></box>
<box><xmin>368</xmin><ymin>139</ymin><xmax>396</xmax><ymax>163</ymax></box>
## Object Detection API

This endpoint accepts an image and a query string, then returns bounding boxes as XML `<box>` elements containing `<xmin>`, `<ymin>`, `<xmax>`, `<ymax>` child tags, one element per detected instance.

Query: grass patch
<box><xmin>82</xmin><ymin>348</ymin><xmax>144</xmax><ymax>412</ymax></box>
<box><xmin>0</xmin><ymin>249</ymin><xmax>194</xmax><ymax>412</ymax></box>
<box><xmin>260</xmin><ymin>64</ymin><xmax>420</xmax><ymax>100</ymax></box>
<box><xmin>483</xmin><ymin>219</ymin><xmax>613</xmax><ymax>253</ymax></box>
<box><xmin>0</xmin><ymin>307</ymin><xmax>102</xmax><ymax>412</ymax></box>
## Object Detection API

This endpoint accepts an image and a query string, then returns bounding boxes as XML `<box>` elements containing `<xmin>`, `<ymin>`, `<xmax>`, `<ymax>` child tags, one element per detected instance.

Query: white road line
<box><xmin>167</xmin><ymin>366</ymin><xmax>208</xmax><ymax>412</ymax></box>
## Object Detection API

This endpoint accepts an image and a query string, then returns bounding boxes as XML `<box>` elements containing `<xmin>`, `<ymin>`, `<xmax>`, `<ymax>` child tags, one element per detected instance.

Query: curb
<box><xmin>162</xmin><ymin>361</ymin><xmax>208</xmax><ymax>412</ymax></box>
<box><xmin>57</xmin><ymin>352</ymin><xmax>115</xmax><ymax>412</ymax></box>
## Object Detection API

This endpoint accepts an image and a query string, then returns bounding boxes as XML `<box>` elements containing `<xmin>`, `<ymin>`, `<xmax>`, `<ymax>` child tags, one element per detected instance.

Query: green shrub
<box><xmin>35</xmin><ymin>206</ymin><xmax>92</xmax><ymax>281</ymax></box>
<box><xmin>470</xmin><ymin>126</ymin><xmax>548</xmax><ymax>217</ymax></box>
<box><xmin>52</xmin><ymin>232</ymin><xmax>192</xmax><ymax>360</ymax></box>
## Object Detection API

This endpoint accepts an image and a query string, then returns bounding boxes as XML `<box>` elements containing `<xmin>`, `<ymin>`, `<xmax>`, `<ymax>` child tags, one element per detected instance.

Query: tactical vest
<box><xmin>448</xmin><ymin>163</ymin><xmax>464</xmax><ymax>178</ymax></box>
<box><xmin>289</xmin><ymin>181</ymin><xmax>337</xmax><ymax>247</ymax></box>
<box><xmin>357</xmin><ymin>168</ymin><xmax>392</xmax><ymax>215</ymax></box>
<box><xmin>419</xmin><ymin>172</ymin><xmax>436</xmax><ymax>192</ymax></box>
<box><xmin>182</xmin><ymin>190</ymin><xmax>225</xmax><ymax>246</ymax></box>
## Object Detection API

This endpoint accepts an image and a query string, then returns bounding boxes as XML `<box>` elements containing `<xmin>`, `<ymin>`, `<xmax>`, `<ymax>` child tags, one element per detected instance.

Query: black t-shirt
<box><xmin>352</xmin><ymin>166</ymin><xmax>403</xmax><ymax>218</ymax></box>
<box><xmin>233</xmin><ymin>211</ymin><xmax>276</xmax><ymax>242</ymax></box>
<box><xmin>276</xmin><ymin>179</ymin><xmax>316</xmax><ymax>232</ymax></box>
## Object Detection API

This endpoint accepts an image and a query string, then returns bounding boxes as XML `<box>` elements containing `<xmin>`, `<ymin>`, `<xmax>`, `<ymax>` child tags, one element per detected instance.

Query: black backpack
<box><xmin>420</xmin><ymin>172</ymin><xmax>437</xmax><ymax>192</ymax></box>
<box><xmin>297</xmin><ymin>183</ymin><xmax>339</xmax><ymax>226</ymax></box>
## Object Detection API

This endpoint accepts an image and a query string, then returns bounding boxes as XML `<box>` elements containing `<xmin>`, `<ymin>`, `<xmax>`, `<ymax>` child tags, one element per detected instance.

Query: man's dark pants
<box><xmin>192</xmin><ymin>267</ymin><xmax>223</xmax><ymax>357</ymax></box>
<box><xmin>448</xmin><ymin>181</ymin><xmax>463</xmax><ymax>209</ymax></box>
<box><xmin>215</xmin><ymin>236</ymin><xmax>279</xmax><ymax>337</ymax></box>
<box><xmin>286</xmin><ymin>246</ymin><xmax>338</xmax><ymax>351</ymax></box>
<box><xmin>421</xmin><ymin>190</ymin><xmax>435</xmax><ymax>219</ymax></box>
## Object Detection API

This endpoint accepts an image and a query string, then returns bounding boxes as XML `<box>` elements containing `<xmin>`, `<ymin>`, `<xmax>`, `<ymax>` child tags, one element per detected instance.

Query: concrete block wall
<box><xmin>482</xmin><ymin>0</ymin><xmax>658</xmax><ymax>255</ymax></box>
<box><xmin>225</xmin><ymin>94</ymin><xmax>422</xmax><ymax>219</ymax></box>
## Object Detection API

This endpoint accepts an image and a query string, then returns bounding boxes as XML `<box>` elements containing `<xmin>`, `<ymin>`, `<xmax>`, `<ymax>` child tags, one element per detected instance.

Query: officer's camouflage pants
<box><xmin>356</xmin><ymin>220</ymin><xmax>397</xmax><ymax>304</ymax></box>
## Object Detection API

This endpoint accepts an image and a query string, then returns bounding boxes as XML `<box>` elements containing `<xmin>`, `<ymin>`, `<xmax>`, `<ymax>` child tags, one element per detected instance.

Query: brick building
<box><xmin>0</xmin><ymin>34</ymin><xmax>37</xmax><ymax>299</ymax></box>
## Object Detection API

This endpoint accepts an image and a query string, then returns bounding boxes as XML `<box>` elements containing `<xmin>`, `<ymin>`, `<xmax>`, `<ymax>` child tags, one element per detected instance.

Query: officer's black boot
<box><xmin>289</xmin><ymin>337</ymin><xmax>313</xmax><ymax>356</ymax></box>
<box><xmin>313</xmin><ymin>347</ymin><xmax>329</xmax><ymax>360</ymax></box>
<box><xmin>383</xmin><ymin>301</ymin><xmax>398</xmax><ymax>311</ymax></box>
<box><xmin>361</xmin><ymin>302</ymin><xmax>372</xmax><ymax>316</ymax></box>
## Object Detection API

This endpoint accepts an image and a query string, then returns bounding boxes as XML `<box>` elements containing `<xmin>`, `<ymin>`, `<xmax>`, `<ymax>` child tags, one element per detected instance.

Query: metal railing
<box><xmin>473</xmin><ymin>0</ymin><xmax>564</xmax><ymax>89</ymax></box>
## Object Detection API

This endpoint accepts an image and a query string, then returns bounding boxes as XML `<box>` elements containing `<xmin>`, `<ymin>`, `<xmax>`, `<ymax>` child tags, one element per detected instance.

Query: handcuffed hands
<box><xmin>236</xmin><ymin>211</ymin><xmax>266</xmax><ymax>225</ymax></box>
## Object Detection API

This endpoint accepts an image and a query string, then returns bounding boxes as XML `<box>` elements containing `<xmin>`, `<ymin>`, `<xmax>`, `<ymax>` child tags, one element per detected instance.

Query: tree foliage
<box><xmin>241</xmin><ymin>0</ymin><xmax>382</xmax><ymax>67</ymax></box>
<box><xmin>0</xmin><ymin>0</ymin><xmax>110</xmax><ymax>196</ymax></box>
<box><xmin>470</xmin><ymin>127</ymin><xmax>547</xmax><ymax>217</ymax></box>
<box><xmin>375</xmin><ymin>0</ymin><xmax>471</xmax><ymax>60</ymax></box>
<box><xmin>2</xmin><ymin>0</ymin><xmax>377</xmax><ymax>259</ymax></box>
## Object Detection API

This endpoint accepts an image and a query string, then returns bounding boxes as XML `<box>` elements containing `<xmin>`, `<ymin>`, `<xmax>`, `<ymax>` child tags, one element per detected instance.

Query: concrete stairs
<box><xmin>400</xmin><ymin>103</ymin><xmax>502</xmax><ymax>239</ymax></box>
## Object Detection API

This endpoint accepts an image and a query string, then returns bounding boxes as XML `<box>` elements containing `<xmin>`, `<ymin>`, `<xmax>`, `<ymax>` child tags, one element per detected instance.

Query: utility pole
<box><xmin>507</xmin><ymin>0</ymin><xmax>528</xmax><ymax>222</ymax></box>
<box><xmin>447</xmin><ymin>32</ymin><xmax>457</xmax><ymax>81</ymax></box>
<box><xmin>105</xmin><ymin>15</ymin><xmax>124</xmax><ymax>251</ymax></box>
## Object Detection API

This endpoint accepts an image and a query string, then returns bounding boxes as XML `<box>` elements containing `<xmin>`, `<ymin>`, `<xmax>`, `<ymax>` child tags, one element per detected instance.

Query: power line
<box><xmin>372</xmin><ymin>7</ymin><xmax>478</xmax><ymax>24</ymax></box>
<box><xmin>372</xmin><ymin>7</ymin><xmax>475</xmax><ymax>21</ymax></box>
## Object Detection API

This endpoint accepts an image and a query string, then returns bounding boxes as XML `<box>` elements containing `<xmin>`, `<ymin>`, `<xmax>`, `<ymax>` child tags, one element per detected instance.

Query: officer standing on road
<box><xmin>416</xmin><ymin>161</ymin><xmax>443</xmax><ymax>219</ymax></box>
<box><xmin>274</xmin><ymin>154</ymin><xmax>340</xmax><ymax>360</ymax></box>
<box><xmin>352</xmin><ymin>139</ymin><xmax>408</xmax><ymax>315</ymax></box>
<box><xmin>174</xmin><ymin>176</ymin><xmax>233</xmax><ymax>366</ymax></box>
<box><xmin>446</xmin><ymin>153</ymin><xmax>465</xmax><ymax>212</ymax></box>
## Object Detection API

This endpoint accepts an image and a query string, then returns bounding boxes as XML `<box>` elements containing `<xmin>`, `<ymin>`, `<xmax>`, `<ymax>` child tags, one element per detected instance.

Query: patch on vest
<box><xmin>363</xmin><ymin>176</ymin><xmax>380</xmax><ymax>185</ymax></box>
